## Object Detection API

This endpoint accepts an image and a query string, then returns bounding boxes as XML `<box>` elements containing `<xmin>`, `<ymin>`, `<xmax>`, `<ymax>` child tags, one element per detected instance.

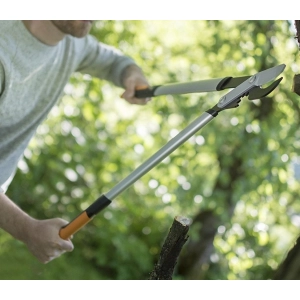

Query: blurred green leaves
<box><xmin>2</xmin><ymin>20</ymin><xmax>300</xmax><ymax>279</ymax></box>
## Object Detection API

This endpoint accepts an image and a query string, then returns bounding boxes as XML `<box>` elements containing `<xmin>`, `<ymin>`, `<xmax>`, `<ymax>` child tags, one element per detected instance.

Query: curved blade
<box><xmin>255</xmin><ymin>64</ymin><xmax>286</xmax><ymax>86</ymax></box>
<box><xmin>248</xmin><ymin>77</ymin><xmax>283</xmax><ymax>100</ymax></box>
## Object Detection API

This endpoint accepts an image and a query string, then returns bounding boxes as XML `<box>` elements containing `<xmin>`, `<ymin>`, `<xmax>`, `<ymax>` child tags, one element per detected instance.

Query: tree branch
<box><xmin>294</xmin><ymin>20</ymin><xmax>300</xmax><ymax>48</ymax></box>
<box><xmin>149</xmin><ymin>216</ymin><xmax>190</xmax><ymax>280</ymax></box>
<box><xmin>293</xmin><ymin>21</ymin><xmax>300</xmax><ymax>96</ymax></box>
<box><xmin>292</xmin><ymin>74</ymin><xmax>300</xmax><ymax>96</ymax></box>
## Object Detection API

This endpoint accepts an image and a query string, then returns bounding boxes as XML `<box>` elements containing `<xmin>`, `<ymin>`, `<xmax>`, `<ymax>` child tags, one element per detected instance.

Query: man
<box><xmin>0</xmin><ymin>20</ymin><xmax>150</xmax><ymax>264</ymax></box>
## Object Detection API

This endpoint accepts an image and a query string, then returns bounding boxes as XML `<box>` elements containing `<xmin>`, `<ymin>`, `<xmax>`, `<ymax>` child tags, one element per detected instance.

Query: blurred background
<box><xmin>1</xmin><ymin>20</ymin><xmax>300</xmax><ymax>280</ymax></box>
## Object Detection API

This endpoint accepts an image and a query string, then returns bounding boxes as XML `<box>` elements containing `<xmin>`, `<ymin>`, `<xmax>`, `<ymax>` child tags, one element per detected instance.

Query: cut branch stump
<box><xmin>149</xmin><ymin>216</ymin><xmax>191</xmax><ymax>280</ymax></box>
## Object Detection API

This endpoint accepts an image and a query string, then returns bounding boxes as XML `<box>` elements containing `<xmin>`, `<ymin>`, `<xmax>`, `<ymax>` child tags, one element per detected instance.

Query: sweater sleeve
<box><xmin>75</xmin><ymin>35</ymin><xmax>136</xmax><ymax>88</ymax></box>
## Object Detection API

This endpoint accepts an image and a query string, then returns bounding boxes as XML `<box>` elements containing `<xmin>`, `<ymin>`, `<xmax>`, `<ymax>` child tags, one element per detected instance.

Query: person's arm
<box><xmin>76</xmin><ymin>36</ymin><xmax>151</xmax><ymax>105</ymax></box>
<box><xmin>0</xmin><ymin>192</ymin><xmax>74</xmax><ymax>264</ymax></box>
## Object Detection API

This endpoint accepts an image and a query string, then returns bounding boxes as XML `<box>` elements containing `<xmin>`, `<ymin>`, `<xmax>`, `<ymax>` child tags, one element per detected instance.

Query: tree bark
<box><xmin>292</xmin><ymin>21</ymin><xmax>300</xmax><ymax>96</ymax></box>
<box><xmin>177</xmin><ymin>22</ymin><xmax>281</xmax><ymax>280</ymax></box>
<box><xmin>177</xmin><ymin>209</ymin><xmax>221</xmax><ymax>279</ymax></box>
<box><xmin>292</xmin><ymin>73</ymin><xmax>300</xmax><ymax>96</ymax></box>
<box><xmin>149</xmin><ymin>216</ymin><xmax>190</xmax><ymax>280</ymax></box>
<box><xmin>273</xmin><ymin>235</ymin><xmax>300</xmax><ymax>280</ymax></box>
<box><xmin>178</xmin><ymin>144</ymin><xmax>244</xmax><ymax>279</ymax></box>
<box><xmin>273</xmin><ymin>21</ymin><xmax>300</xmax><ymax>280</ymax></box>
<box><xmin>294</xmin><ymin>20</ymin><xmax>300</xmax><ymax>47</ymax></box>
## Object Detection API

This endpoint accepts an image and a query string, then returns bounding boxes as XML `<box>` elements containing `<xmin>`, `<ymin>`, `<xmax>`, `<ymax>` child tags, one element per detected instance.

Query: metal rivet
<box><xmin>219</xmin><ymin>96</ymin><xmax>226</xmax><ymax>104</ymax></box>
<box><xmin>249</xmin><ymin>75</ymin><xmax>256</xmax><ymax>83</ymax></box>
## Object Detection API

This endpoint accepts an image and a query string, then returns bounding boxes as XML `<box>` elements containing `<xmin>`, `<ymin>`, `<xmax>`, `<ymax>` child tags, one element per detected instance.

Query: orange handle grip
<box><xmin>135</xmin><ymin>85</ymin><xmax>149</xmax><ymax>90</ymax></box>
<box><xmin>59</xmin><ymin>211</ymin><xmax>92</xmax><ymax>240</ymax></box>
<box><xmin>59</xmin><ymin>194</ymin><xmax>112</xmax><ymax>240</ymax></box>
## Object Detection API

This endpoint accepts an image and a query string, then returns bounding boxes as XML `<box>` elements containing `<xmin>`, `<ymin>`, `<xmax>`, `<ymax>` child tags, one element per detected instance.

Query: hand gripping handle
<box><xmin>59</xmin><ymin>211</ymin><xmax>91</xmax><ymax>240</ymax></box>
<box><xmin>134</xmin><ymin>85</ymin><xmax>157</xmax><ymax>98</ymax></box>
<box><xmin>59</xmin><ymin>195</ymin><xmax>111</xmax><ymax>240</ymax></box>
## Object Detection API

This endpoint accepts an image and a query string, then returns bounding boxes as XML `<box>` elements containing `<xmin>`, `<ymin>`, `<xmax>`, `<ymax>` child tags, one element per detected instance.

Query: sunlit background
<box><xmin>1</xmin><ymin>20</ymin><xmax>300</xmax><ymax>280</ymax></box>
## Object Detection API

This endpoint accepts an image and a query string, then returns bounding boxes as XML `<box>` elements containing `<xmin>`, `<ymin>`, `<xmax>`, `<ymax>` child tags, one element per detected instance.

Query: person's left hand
<box><xmin>121</xmin><ymin>65</ymin><xmax>151</xmax><ymax>105</ymax></box>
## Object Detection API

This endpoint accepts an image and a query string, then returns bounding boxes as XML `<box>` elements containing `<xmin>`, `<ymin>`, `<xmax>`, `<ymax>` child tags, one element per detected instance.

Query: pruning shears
<box><xmin>59</xmin><ymin>64</ymin><xmax>286</xmax><ymax>240</ymax></box>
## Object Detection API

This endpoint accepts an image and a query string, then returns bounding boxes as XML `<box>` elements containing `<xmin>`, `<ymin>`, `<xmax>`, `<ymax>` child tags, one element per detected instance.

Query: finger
<box><xmin>59</xmin><ymin>240</ymin><xmax>74</xmax><ymax>252</ymax></box>
<box><xmin>123</xmin><ymin>95</ymin><xmax>152</xmax><ymax>105</ymax></box>
<box><xmin>38</xmin><ymin>251</ymin><xmax>59</xmax><ymax>264</ymax></box>
<box><xmin>133</xmin><ymin>97</ymin><xmax>152</xmax><ymax>105</ymax></box>
<box><xmin>121</xmin><ymin>81</ymin><xmax>135</xmax><ymax>100</ymax></box>
<box><xmin>122</xmin><ymin>78</ymin><xmax>150</xmax><ymax>101</ymax></box>
<box><xmin>44</xmin><ymin>256</ymin><xmax>56</xmax><ymax>264</ymax></box>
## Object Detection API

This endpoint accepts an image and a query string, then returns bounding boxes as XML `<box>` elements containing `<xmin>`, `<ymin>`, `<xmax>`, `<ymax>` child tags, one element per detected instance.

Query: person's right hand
<box><xmin>24</xmin><ymin>218</ymin><xmax>74</xmax><ymax>264</ymax></box>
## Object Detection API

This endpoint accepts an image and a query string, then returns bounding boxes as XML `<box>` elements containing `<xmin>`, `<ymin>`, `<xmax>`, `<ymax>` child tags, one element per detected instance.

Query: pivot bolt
<box><xmin>219</xmin><ymin>96</ymin><xmax>226</xmax><ymax>104</ymax></box>
<box><xmin>249</xmin><ymin>75</ymin><xmax>256</xmax><ymax>83</ymax></box>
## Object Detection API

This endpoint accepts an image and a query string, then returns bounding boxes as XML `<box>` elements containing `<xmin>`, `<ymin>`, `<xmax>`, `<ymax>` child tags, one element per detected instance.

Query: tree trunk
<box><xmin>177</xmin><ymin>152</ymin><xmax>243</xmax><ymax>279</ymax></box>
<box><xmin>294</xmin><ymin>20</ymin><xmax>300</xmax><ymax>47</ymax></box>
<box><xmin>177</xmin><ymin>22</ymin><xmax>278</xmax><ymax>279</ymax></box>
<box><xmin>273</xmin><ymin>235</ymin><xmax>300</xmax><ymax>279</ymax></box>
<box><xmin>177</xmin><ymin>209</ymin><xmax>221</xmax><ymax>279</ymax></box>
<box><xmin>273</xmin><ymin>20</ymin><xmax>300</xmax><ymax>280</ymax></box>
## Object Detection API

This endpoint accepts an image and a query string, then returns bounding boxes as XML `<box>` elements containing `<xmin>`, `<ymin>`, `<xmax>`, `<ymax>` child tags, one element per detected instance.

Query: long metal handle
<box><xmin>134</xmin><ymin>78</ymin><xmax>229</xmax><ymax>98</ymax></box>
<box><xmin>134</xmin><ymin>64</ymin><xmax>286</xmax><ymax>99</ymax></box>
<box><xmin>59</xmin><ymin>112</ymin><xmax>215</xmax><ymax>239</ymax></box>
<box><xmin>154</xmin><ymin>79</ymin><xmax>226</xmax><ymax>96</ymax></box>
<box><xmin>106</xmin><ymin>112</ymin><xmax>214</xmax><ymax>200</ymax></box>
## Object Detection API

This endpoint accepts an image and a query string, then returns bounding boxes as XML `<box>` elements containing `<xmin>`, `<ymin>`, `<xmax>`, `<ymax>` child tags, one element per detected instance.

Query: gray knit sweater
<box><xmin>0</xmin><ymin>21</ymin><xmax>135</xmax><ymax>192</ymax></box>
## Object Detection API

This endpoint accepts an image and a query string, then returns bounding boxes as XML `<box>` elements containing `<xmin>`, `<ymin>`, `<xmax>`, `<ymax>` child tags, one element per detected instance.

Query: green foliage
<box><xmin>1</xmin><ymin>20</ymin><xmax>300</xmax><ymax>279</ymax></box>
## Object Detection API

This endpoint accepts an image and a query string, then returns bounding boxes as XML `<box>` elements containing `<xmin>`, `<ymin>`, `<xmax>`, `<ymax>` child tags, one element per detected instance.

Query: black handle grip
<box><xmin>59</xmin><ymin>194</ymin><xmax>111</xmax><ymax>240</ymax></box>
<box><xmin>134</xmin><ymin>86</ymin><xmax>159</xmax><ymax>98</ymax></box>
